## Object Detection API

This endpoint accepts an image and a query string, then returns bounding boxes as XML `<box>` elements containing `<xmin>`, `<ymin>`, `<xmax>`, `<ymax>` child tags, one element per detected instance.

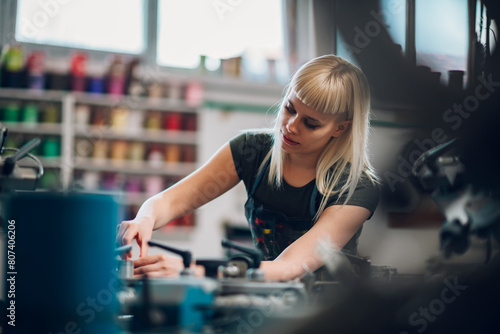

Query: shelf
<box><xmin>73</xmin><ymin>92</ymin><xmax>199</xmax><ymax>112</ymax></box>
<box><xmin>0</xmin><ymin>88</ymin><xmax>66</xmax><ymax>102</ymax></box>
<box><xmin>73</xmin><ymin>157</ymin><xmax>197</xmax><ymax>176</ymax></box>
<box><xmin>3</xmin><ymin>122</ymin><xmax>63</xmax><ymax>135</ymax></box>
<box><xmin>74</xmin><ymin>126</ymin><xmax>197</xmax><ymax>145</ymax></box>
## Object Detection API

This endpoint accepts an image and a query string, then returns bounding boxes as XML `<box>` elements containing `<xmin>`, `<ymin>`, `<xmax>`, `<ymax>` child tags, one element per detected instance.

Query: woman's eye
<box><xmin>304</xmin><ymin>122</ymin><xmax>319</xmax><ymax>129</ymax></box>
<box><xmin>285</xmin><ymin>106</ymin><xmax>295</xmax><ymax>114</ymax></box>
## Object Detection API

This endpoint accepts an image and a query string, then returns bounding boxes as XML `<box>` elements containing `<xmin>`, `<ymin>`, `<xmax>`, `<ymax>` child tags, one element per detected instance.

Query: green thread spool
<box><xmin>42</xmin><ymin>136</ymin><xmax>60</xmax><ymax>157</ymax></box>
<box><xmin>43</xmin><ymin>104</ymin><xmax>60</xmax><ymax>123</ymax></box>
<box><xmin>22</xmin><ymin>103</ymin><xmax>39</xmax><ymax>126</ymax></box>
<box><xmin>3</xmin><ymin>103</ymin><xmax>20</xmax><ymax>123</ymax></box>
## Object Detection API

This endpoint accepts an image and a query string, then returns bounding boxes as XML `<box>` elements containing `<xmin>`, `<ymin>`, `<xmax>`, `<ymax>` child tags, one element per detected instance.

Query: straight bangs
<box><xmin>292</xmin><ymin>63</ymin><xmax>354</xmax><ymax>120</ymax></box>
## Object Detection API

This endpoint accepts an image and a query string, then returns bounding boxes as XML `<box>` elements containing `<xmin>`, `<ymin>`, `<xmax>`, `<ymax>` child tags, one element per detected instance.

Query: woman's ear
<box><xmin>331</xmin><ymin>120</ymin><xmax>352</xmax><ymax>138</ymax></box>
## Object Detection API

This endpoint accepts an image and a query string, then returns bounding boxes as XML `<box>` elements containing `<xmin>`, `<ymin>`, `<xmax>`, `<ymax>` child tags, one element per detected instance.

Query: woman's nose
<box><xmin>286</xmin><ymin>115</ymin><xmax>299</xmax><ymax>133</ymax></box>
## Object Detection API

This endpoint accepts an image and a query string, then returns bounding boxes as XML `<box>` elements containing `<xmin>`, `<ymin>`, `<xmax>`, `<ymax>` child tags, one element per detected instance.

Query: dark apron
<box><xmin>244</xmin><ymin>158</ymin><xmax>360</xmax><ymax>261</ymax></box>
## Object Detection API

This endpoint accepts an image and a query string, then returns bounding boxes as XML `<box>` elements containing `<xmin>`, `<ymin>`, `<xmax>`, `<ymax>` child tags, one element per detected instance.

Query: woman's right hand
<box><xmin>117</xmin><ymin>216</ymin><xmax>155</xmax><ymax>260</ymax></box>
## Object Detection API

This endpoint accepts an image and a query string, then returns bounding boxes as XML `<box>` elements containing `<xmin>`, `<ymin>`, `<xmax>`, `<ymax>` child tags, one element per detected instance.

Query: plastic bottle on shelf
<box><xmin>106</xmin><ymin>56</ymin><xmax>126</xmax><ymax>96</ymax></box>
<box><xmin>70</xmin><ymin>52</ymin><xmax>87</xmax><ymax>92</ymax></box>
<box><xmin>26</xmin><ymin>50</ymin><xmax>45</xmax><ymax>91</ymax></box>
<box><xmin>87</xmin><ymin>63</ymin><xmax>105</xmax><ymax>94</ymax></box>
<box><xmin>1</xmin><ymin>44</ymin><xmax>24</xmax><ymax>88</ymax></box>
<box><xmin>125</xmin><ymin>57</ymin><xmax>144</xmax><ymax>97</ymax></box>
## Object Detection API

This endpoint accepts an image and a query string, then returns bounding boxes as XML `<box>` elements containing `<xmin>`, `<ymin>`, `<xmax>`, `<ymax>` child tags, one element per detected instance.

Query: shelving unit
<box><xmin>0</xmin><ymin>88</ymin><xmax>200</xmax><ymax>223</ymax></box>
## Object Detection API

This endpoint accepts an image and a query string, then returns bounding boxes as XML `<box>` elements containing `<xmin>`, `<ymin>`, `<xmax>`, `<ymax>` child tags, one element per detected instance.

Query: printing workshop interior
<box><xmin>0</xmin><ymin>0</ymin><xmax>499</xmax><ymax>333</ymax></box>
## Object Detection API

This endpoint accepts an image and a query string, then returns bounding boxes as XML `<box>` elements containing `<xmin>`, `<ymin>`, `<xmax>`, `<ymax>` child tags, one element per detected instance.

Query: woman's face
<box><xmin>279</xmin><ymin>91</ymin><xmax>350</xmax><ymax>162</ymax></box>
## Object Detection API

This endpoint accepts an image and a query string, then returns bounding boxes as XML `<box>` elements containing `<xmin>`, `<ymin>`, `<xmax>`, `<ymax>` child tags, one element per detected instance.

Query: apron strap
<box><xmin>250</xmin><ymin>157</ymin><xmax>271</xmax><ymax>196</ymax></box>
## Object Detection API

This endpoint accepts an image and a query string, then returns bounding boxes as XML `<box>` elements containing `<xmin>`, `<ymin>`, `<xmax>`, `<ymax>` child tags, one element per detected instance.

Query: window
<box><xmin>156</xmin><ymin>0</ymin><xmax>284</xmax><ymax>76</ymax></box>
<box><xmin>15</xmin><ymin>0</ymin><xmax>146</xmax><ymax>54</ymax></box>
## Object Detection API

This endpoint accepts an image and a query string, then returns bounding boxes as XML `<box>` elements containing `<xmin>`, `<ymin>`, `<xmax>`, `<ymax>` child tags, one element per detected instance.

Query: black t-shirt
<box><xmin>230</xmin><ymin>131</ymin><xmax>380</xmax><ymax>219</ymax></box>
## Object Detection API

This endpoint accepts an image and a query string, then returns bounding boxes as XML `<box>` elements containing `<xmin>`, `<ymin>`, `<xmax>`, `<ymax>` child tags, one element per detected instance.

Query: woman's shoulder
<box><xmin>230</xmin><ymin>130</ymin><xmax>273</xmax><ymax>152</ymax></box>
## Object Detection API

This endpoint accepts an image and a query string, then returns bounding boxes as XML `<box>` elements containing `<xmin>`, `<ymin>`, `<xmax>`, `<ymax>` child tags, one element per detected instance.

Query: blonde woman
<box><xmin>117</xmin><ymin>55</ymin><xmax>380</xmax><ymax>281</ymax></box>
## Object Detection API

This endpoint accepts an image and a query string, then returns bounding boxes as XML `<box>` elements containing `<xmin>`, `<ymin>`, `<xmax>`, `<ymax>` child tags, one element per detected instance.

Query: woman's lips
<box><xmin>282</xmin><ymin>133</ymin><xmax>299</xmax><ymax>146</ymax></box>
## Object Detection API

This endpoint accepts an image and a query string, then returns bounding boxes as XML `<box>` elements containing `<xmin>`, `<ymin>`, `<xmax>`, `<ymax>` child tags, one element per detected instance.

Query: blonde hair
<box><xmin>262</xmin><ymin>54</ymin><xmax>379</xmax><ymax>221</ymax></box>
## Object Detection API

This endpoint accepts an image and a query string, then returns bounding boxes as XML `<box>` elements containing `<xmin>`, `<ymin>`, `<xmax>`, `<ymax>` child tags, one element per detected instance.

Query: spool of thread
<box><xmin>92</xmin><ymin>107</ymin><xmax>108</xmax><ymax>127</ymax></box>
<box><xmin>110</xmin><ymin>107</ymin><xmax>129</xmax><ymax>131</ymax></box>
<box><xmin>147</xmin><ymin>145</ymin><xmax>164</xmax><ymax>168</ymax></box>
<box><xmin>22</xmin><ymin>104</ymin><xmax>39</xmax><ymax>127</ymax></box>
<box><xmin>92</xmin><ymin>140</ymin><xmax>109</xmax><ymax>160</ymax></box>
<box><xmin>125</xmin><ymin>177</ymin><xmax>142</xmax><ymax>193</ymax></box>
<box><xmin>101</xmin><ymin>173</ymin><xmax>118</xmax><ymax>190</ymax></box>
<box><xmin>184</xmin><ymin>113</ymin><xmax>197</xmax><ymax>131</ymax></box>
<box><xmin>184</xmin><ymin>81</ymin><xmax>204</xmax><ymax>107</ymax></box>
<box><xmin>88</xmin><ymin>76</ymin><xmax>105</xmax><ymax>94</ymax></box>
<box><xmin>75</xmin><ymin>138</ymin><xmax>93</xmax><ymax>158</ymax></box>
<box><xmin>165</xmin><ymin>144</ymin><xmax>181</xmax><ymax>163</ymax></box>
<box><xmin>3</xmin><ymin>103</ymin><xmax>20</xmax><ymax>123</ymax></box>
<box><xmin>127</xmin><ymin>109</ymin><xmax>144</xmax><ymax>135</ymax></box>
<box><xmin>75</xmin><ymin>104</ymin><xmax>91</xmax><ymax>128</ymax></box>
<box><xmin>39</xmin><ymin>170</ymin><xmax>60</xmax><ymax>189</ymax></box>
<box><xmin>42</xmin><ymin>104</ymin><xmax>59</xmax><ymax>123</ymax></box>
<box><xmin>82</xmin><ymin>171</ymin><xmax>100</xmax><ymax>190</ymax></box>
<box><xmin>148</xmin><ymin>82</ymin><xmax>164</xmax><ymax>99</ymax></box>
<box><xmin>146</xmin><ymin>111</ymin><xmax>162</xmax><ymax>130</ymax></box>
<box><xmin>144</xmin><ymin>175</ymin><xmax>164</xmax><ymax>196</ymax></box>
<box><xmin>42</xmin><ymin>137</ymin><xmax>60</xmax><ymax>158</ymax></box>
<box><xmin>110</xmin><ymin>140</ymin><xmax>128</xmax><ymax>161</ymax></box>
<box><xmin>164</xmin><ymin>112</ymin><xmax>182</xmax><ymax>131</ymax></box>
<box><xmin>129</xmin><ymin>142</ymin><xmax>145</xmax><ymax>162</ymax></box>
<box><xmin>183</xmin><ymin>145</ymin><xmax>196</xmax><ymax>163</ymax></box>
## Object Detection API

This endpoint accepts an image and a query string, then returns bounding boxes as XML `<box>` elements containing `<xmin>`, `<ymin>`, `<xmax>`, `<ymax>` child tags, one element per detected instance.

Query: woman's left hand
<box><xmin>133</xmin><ymin>254</ymin><xmax>184</xmax><ymax>278</ymax></box>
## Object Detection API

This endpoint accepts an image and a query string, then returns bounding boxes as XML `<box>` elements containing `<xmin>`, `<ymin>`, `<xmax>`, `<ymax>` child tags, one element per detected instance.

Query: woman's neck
<box><xmin>283</xmin><ymin>155</ymin><xmax>318</xmax><ymax>187</ymax></box>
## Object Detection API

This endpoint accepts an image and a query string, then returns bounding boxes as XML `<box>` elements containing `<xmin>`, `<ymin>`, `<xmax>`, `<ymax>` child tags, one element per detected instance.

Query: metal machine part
<box><xmin>412</xmin><ymin>138</ymin><xmax>500</xmax><ymax>258</ymax></box>
<box><xmin>221</xmin><ymin>238</ymin><xmax>265</xmax><ymax>281</ymax></box>
<box><xmin>148</xmin><ymin>239</ymin><xmax>194</xmax><ymax>276</ymax></box>
<box><xmin>0</xmin><ymin>134</ymin><xmax>43</xmax><ymax>192</ymax></box>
